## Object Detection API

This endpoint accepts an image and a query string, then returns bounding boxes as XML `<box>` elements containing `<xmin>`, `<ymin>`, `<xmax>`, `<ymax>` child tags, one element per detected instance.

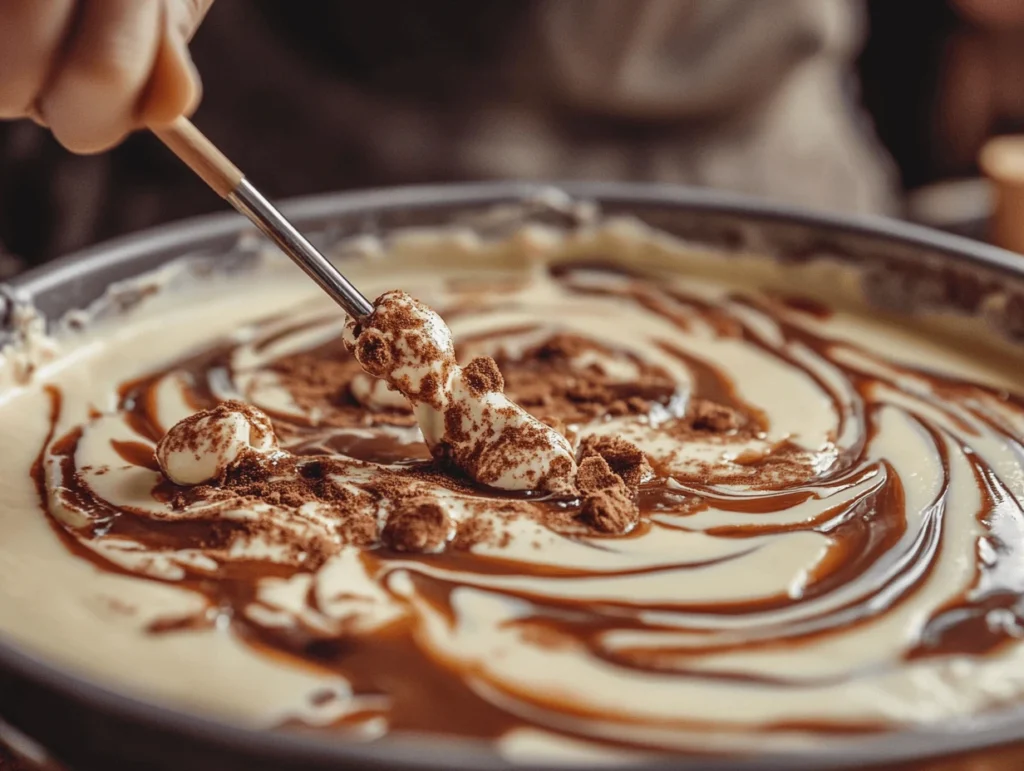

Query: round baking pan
<box><xmin>2</xmin><ymin>182</ymin><xmax>1024</xmax><ymax>771</ymax></box>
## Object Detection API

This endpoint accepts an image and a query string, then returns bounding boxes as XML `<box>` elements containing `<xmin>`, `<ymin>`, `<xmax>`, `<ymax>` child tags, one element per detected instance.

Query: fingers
<box><xmin>0</xmin><ymin>0</ymin><xmax>213</xmax><ymax>153</ymax></box>
<box><xmin>166</xmin><ymin>0</ymin><xmax>216</xmax><ymax>43</ymax></box>
<box><xmin>0</xmin><ymin>0</ymin><xmax>76</xmax><ymax>119</ymax></box>
<box><xmin>39</xmin><ymin>0</ymin><xmax>163</xmax><ymax>153</ymax></box>
<box><xmin>138</xmin><ymin>0</ymin><xmax>215</xmax><ymax>127</ymax></box>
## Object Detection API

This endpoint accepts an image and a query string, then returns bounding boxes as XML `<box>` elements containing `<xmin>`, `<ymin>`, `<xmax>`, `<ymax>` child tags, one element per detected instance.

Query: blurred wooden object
<box><xmin>980</xmin><ymin>135</ymin><xmax>1024</xmax><ymax>253</ymax></box>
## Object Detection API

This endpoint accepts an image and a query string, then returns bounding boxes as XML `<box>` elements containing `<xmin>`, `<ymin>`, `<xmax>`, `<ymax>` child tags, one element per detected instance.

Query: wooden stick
<box><xmin>150</xmin><ymin>118</ymin><xmax>375</xmax><ymax>318</ymax></box>
<box><xmin>152</xmin><ymin>117</ymin><xmax>243</xmax><ymax>199</ymax></box>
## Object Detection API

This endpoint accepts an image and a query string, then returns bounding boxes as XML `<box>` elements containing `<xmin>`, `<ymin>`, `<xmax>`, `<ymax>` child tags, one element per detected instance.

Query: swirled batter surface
<box><xmin>4</xmin><ymin>224</ymin><xmax>1024</xmax><ymax>759</ymax></box>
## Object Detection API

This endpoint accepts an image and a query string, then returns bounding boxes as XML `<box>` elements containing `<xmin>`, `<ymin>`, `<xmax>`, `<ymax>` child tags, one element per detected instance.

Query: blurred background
<box><xmin>1</xmin><ymin>0</ymin><xmax>1022</xmax><ymax>276</ymax></box>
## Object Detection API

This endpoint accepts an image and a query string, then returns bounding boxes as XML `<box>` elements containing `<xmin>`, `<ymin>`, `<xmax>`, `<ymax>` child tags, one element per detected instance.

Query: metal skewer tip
<box><xmin>152</xmin><ymin>118</ymin><xmax>374</xmax><ymax>320</ymax></box>
<box><xmin>227</xmin><ymin>181</ymin><xmax>374</xmax><ymax>319</ymax></box>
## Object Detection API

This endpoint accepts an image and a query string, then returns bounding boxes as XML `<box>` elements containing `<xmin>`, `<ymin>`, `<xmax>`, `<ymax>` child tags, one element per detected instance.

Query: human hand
<box><xmin>0</xmin><ymin>0</ymin><xmax>213</xmax><ymax>154</ymax></box>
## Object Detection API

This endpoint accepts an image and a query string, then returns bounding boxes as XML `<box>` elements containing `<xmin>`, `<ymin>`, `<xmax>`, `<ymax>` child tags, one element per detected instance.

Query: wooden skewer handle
<box><xmin>152</xmin><ymin>117</ymin><xmax>243</xmax><ymax>199</ymax></box>
<box><xmin>150</xmin><ymin>117</ymin><xmax>375</xmax><ymax>318</ymax></box>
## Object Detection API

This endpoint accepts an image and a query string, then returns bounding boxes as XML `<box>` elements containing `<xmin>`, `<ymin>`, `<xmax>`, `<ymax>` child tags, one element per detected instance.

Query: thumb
<box><xmin>138</xmin><ymin>0</ymin><xmax>214</xmax><ymax>126</ymax></box>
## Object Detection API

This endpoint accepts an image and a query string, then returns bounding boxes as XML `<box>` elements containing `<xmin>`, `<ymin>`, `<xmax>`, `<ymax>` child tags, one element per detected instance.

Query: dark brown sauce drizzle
<box><xmin>29</xmin><ymin>260</ymin><xmax>1024</xmax><ymax>753</ymax></box>
<box><xmin>109</xmin><ymin>440</ymin><xmax>160</xmax><ymax>472</ymax></box>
